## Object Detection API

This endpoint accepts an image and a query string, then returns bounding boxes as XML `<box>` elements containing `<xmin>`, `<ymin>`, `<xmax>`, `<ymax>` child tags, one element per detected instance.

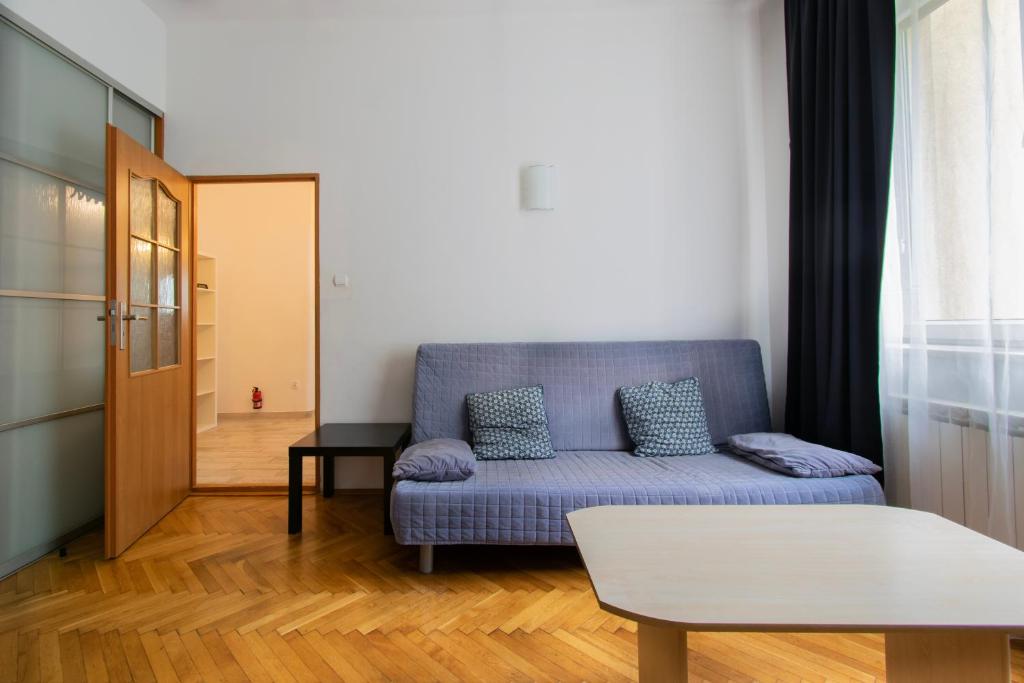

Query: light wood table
<box><xmin>567</xmin><ymin>505</ymin><xmax>1024</xmax><ymax>682</ymax></box>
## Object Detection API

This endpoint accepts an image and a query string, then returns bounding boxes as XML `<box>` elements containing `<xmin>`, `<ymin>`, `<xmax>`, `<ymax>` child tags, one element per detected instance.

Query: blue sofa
<box><xmin>390</xmin><ymin>341</ymin><xmax>884</xmax><ymax>571</ymax></box>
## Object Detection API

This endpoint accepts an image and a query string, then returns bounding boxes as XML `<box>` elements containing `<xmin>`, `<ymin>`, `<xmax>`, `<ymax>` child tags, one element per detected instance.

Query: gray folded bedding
<box><xmin>727</xmin><ymin>432</ymin><xmax>882</xmax><ymax>478</ymax></box>
<box><xmin>393</xmin><ymin>438</ymin><xmax>477</xmax><ymax>482</ymax></box>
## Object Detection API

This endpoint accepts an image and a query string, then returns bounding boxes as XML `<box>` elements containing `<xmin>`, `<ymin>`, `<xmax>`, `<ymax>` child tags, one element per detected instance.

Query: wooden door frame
<box><xmin>188</xmin><ymin>173</ymin><xmax>321</xmax><ymax>494</ymax></box>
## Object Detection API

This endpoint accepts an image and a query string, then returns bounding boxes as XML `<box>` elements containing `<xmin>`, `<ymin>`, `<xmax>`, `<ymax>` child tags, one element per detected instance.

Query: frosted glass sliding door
<box><xmin>0</xmin><ymin>413</ymin><xmax>105</xmax><ymax>568</ymax></box>
<box><xmin>0</xmin><ymin>21</ymin><xmax>107</xmax><ymax>190</ymax></box>
<box><xmin>0</xmin><ymin>15</ymin><xmax>153</xmax><ymax>575</ymax></box>
<box><xmin>112</xmin><ymin>93</ymin><xmax>155</xmax><ymax>151</ymax></box>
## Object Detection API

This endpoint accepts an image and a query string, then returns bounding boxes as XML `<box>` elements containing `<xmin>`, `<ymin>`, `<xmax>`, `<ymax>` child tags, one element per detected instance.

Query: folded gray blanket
<box><xmin>393</xmin><ymin>438</ymin><xmax>477</xmax><ymax>482</ymax></box>
<box><xmin>727</xmin><ymin>432</ymin><xmax>881</xmax><ymax>478</ymax></box>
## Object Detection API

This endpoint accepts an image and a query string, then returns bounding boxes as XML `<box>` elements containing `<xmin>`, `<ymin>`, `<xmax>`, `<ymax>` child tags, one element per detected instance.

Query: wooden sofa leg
<box><xmin>419</xmin><ymin>545</ymin><xmax>434</xmax><ymax>574</ymax></box>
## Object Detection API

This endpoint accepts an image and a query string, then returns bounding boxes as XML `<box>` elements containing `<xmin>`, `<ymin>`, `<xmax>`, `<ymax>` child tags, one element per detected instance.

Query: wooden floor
<box><xmin>3</xmin><ymin>495</ymin><xmax>1023</xmax><ymax>682</ymax></box>
<box><xmin>197</xmin><ymin>413</ymin><xmax>316</xmax><ymax>487</ymax></box>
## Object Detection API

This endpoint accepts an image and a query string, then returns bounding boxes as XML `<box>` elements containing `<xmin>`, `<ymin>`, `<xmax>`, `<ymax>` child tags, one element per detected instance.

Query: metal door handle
<box><xmin>96</xmin><ymin>315</ymin><xmax>106</xmax><ymax>321</ymax></box>
<box><xmin>101</xmin><ymin>301</ymin><xmax>118</xmax><ymax>346</ymax></box>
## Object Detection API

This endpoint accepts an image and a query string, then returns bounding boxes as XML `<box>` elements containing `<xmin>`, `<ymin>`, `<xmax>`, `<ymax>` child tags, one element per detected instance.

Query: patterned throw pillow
<box><xmin>466</xmin><ymin>385</ymin><xmax>556</xmax><ymax>460</ymax></box>
<box><xmin>618</xmin><ymin>378</ymin><xmax>715</xmax><ymax>457</ymax></box>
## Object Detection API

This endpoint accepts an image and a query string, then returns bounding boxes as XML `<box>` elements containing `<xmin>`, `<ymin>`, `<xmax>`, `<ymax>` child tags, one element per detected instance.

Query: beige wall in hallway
<box><xmin>196</xmin><ymin>182</ymin><xmax>315</xmax><ymax>414</ymax></box>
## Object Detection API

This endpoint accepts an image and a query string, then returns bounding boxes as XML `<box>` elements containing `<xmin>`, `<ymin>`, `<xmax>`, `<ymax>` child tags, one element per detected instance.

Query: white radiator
<box><xmin>884</xmin><ymin>407</ymin><xmax>1024</xmax><ymax>550</ymax></box>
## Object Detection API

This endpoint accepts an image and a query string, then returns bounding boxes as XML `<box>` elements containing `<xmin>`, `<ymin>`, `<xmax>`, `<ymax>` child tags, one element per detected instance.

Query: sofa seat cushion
<box><xmin>391</xmin><ymin>450</ymin><xmax>885</xmax><ymax>546</ymax></box>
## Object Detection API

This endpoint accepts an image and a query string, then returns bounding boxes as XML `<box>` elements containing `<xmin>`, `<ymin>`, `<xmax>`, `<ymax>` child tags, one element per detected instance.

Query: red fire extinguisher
<box><xmin>251</xmin><ymin>386</ymin><xmax>263</xmax><ymax>410</ymax></box>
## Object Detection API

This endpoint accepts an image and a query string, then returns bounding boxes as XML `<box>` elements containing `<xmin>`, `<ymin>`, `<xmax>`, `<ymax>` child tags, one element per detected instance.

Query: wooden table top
<box><xmin>567</xmin><ymin>504</ymin><xmax>1024</xmax><ymax>632</ymax></box>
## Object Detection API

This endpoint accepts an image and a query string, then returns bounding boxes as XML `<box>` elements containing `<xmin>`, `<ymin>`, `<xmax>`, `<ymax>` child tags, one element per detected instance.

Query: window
<box><xmin>890</xmin><ymin>0</ymin><xmax>1024</xmax><ymax>323</ymax></box>
<box><xmin>881</xmin><ymin>0</ymin><xmax>1023</xmax><ymax>542</ymax></box>
<box><xmin>883</xmin><ymin>0</ymin><xmax>1024</xmax><ymax>419</ymax></box>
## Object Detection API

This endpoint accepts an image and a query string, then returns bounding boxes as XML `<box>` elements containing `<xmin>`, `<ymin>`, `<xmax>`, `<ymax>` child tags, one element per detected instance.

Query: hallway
<box><xmin>196</xmin><ymin>413</ymin><xmax>316</xmax><ymax>487</ymax></box>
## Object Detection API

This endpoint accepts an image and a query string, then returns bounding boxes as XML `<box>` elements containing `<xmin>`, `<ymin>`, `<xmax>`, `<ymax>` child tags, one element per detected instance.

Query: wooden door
<box><xmin>104</xmin><ymin>125</ymin><xmax>192</xmax><ymax>557</ymax></box>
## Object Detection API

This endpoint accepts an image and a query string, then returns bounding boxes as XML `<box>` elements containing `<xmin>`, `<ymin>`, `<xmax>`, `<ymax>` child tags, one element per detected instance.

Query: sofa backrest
<box><xmin>411</xmin><ymin>340</ymin><xmax>771</xmax><ymax>451</ymax></box>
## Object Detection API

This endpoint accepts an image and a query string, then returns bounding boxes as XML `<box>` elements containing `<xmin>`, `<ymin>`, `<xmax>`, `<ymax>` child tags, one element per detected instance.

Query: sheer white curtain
<box><xmin>881</xmin><ymin>0</ymin><xmax>1024</xmax><ymax>546</ymax></box>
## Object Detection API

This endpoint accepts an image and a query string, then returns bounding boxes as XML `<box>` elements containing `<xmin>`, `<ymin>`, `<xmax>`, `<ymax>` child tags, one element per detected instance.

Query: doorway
<box><xmin>190</xmin><ymin>175</ymin><xmax>319</xmax><ymax>491</ymax></box>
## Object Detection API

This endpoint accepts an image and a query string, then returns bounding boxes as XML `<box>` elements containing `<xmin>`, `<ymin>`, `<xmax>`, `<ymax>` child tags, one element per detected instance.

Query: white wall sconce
<box><xmin>520</xmin><ymin>164</ymin><xmax>556</xmax><ymax>210</ymax></box>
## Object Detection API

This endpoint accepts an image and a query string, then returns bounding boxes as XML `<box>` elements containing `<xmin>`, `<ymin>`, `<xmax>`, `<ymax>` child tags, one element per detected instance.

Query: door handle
<box><xmin>100</xmin><ymin>301</ymin><xmax>118</xmax><ymax>346</ymax></box>
<box><xmin>119</xmin><ymin>301</ymin><xmax>127</xmax><ymax>350</ymax></box>
<box><xmin>105</xmin><ymin>303</ymin><xmax>143</xmax><ymax>350</ymax></box>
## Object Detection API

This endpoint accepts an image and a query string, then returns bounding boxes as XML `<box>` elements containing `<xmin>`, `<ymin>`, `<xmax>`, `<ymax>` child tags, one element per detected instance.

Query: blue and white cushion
<box><xmin>466</xmin><ymin>385</ymin><xmax>556</xmax><ymax>460</ymax></box>
<box><xmin>619</xmin><ymin>378</ymin><xmax>715</xmax><ymax>456</ymax></box>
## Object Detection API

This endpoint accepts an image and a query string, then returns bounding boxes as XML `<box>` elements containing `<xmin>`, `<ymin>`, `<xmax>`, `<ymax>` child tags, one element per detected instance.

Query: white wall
<box><xmin>1</xmin><ymin>0</ymin><xmax>166</xmax><ymax>111</ymax></box>
<box><xmin>760</xmin><ymin>0</ymin><xmax>789</xmax><ymax>431</ymax></box>
<box><xmin>737</xmin><ymin>0</ymin><xmax>790</xmax><ymax>428</ymax></box>
<box><xmin>196</xmin><ymin>182</ymin><xmax>317</xmax><ymax>414</ymax></box>
<box><xmin>160</xmin><ymin>0</ymin><xmax>780</xmax><ymax>487</ymax></box>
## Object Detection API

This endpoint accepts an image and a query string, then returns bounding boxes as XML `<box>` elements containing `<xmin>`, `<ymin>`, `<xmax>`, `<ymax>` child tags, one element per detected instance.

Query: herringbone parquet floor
<box><xmin>2</xmin><ymin>494</ymin><xmax>1023</xmax><ymax>682</ymax></box>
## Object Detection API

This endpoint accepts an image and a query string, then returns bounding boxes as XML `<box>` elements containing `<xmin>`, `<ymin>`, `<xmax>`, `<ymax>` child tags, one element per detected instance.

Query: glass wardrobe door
<box><xmin>0</xmin><ymin>19</ymin><xmax>107</xmax><ymax>571</ymax></box>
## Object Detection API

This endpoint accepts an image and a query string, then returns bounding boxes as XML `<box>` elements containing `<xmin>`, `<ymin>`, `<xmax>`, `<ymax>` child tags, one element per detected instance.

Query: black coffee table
<box><xmin>288</xmin><ymin>422</ymin><xmax>411</xmax><ymax>535</ymax></box>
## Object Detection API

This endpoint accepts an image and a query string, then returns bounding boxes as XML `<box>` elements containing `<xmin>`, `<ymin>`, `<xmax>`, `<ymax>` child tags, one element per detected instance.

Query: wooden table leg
<box><xmin>637</xmin><ymin>622</ymin><xmax>687</xmax><ymax>683</ymax></box>
<box><xmin>288</xmin><ymin>454</ymin><xmax>302</xmax><ymax>534</ymax></box>
<box><xmin>886</xmin><ymin>630</ymin><xmax>1009</xmax><ymax>682</ymax></box>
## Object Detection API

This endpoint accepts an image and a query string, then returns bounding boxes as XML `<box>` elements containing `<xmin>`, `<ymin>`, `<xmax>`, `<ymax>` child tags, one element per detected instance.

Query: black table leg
<box><xmin>323</xmin><ymin>454</ymin><xmax>335</xmax><ymax>498</ymax></box>
<box><xmin>288</xmin><ymin>453</ymin><xmax>302</xmax><ymax>534</ymax></box>
<box><xmin>382</xmin><ymin>446</ymin><xmax>398</xmax><ymax>535</ymax></box>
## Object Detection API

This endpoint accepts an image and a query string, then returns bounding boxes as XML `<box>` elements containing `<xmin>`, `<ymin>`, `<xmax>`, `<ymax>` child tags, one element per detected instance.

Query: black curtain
<box><xmin>783</xmin><ymin>0</ymin><xmax>895</xmax><ymax>468</ymax></box>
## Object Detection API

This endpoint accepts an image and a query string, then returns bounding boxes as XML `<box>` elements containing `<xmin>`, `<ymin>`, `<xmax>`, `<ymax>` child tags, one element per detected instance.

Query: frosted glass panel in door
<box><xmin>0</xmin><ymin>21</ymin><xmax>107</xmax><ymax>190</ymax></box>
<box><xmin>0</xmin><ymin>159</ymin><xmax>105</xmax><ymax>296</ymax></box>
<box><xmin>157</xmin><ymin>246</ymin><xmax>177</xmax><ymax>306</ymax></box>
<box><xmin>0</xmin><ymin>298</ymin><xmax>104</xmax><ymax>425</ymax></box>
<box><xmin>158</xmin><ymin>308</ymin><xmax>178</xmax><ymax>368</ymax></box>
<box><xmin>130</xmin><ymin>238</ymin><xmax>153</xmax><ymax>304</ymax></box>
<box><xmin>112</xmin><ymin>92</ymin><xmax>153</xmax><ymax>152</ymax></box>
<box><xmin>157</xmin><ymin>184</ymin><xmax>178</xmax><ymax>246</ymax></box>
<box><xmin>130</xmin><ymin>306</ymin><xmax>155</xmax><ymax>373</ymax></box>
<box><xmin>0</xmin><ymin>411</ymin><xmax>104</xmax><ymax>563</ymax></box>
<box><xmin>130</xmin><ymin>176</ymin><xmax>154</xmax><ymax>238</ymax></box>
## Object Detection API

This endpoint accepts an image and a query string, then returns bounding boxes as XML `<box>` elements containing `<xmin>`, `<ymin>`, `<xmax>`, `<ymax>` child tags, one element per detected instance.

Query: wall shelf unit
<box><xmin>196</xmin><ymin>254</ymin><xmax>217</xmax><ymax>433</ymax></box>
